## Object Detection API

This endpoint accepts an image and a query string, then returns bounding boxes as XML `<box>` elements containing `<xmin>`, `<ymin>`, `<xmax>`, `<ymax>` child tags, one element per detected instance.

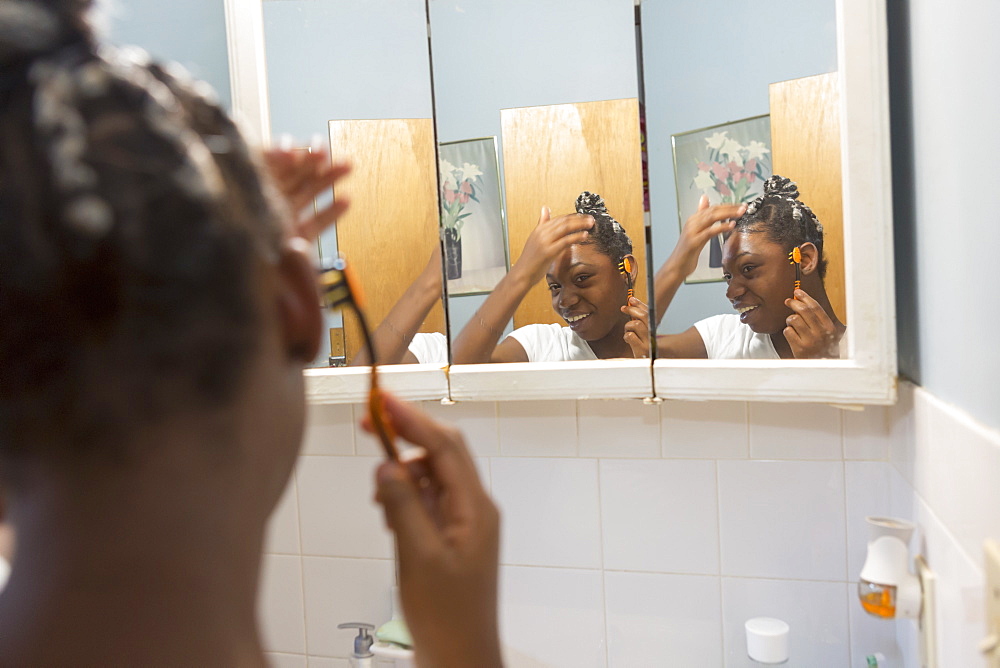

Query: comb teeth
<box><xmin>319</xmin><ymin>268</ymin><xmax>352</xmax><ymax>309</ymax></box>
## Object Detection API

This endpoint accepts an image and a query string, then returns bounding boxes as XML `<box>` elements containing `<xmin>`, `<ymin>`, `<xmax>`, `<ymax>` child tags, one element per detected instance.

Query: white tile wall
<box><xmin>499</xmin><ymin>565</ymin><xmax>607</xmax><ymax>667</ymax></box>
<box><xmin>844</xmin><ymin>405</ymin><xmax>891</xmax><ymax>460</ymax></box>
<box><xmin>259</xmin><ymin>384</ymin><xmax>1000</xmax><ymax>667</ymax></box>
<box><xmin>266</xmin><ymin>471</ymin><xmax>302</xmax><ymax>555</ymax></box>
<box><xmin>266</xmin><ymin>653</ymin><xmax>308</xmax><ymax>668</ymax></box>
<box><xmin>259</xmin><ymin>554</ymin><xmax>307</xmax><ymax>654</ymax></box>
<box><xmin>296</xmin><ymin>456</ymin><xmax>393</xmax><ymax>559</ymax></box>
<box><xmin>301</xmin><ymin>403</ymin><xmax>355</xmax><ymax>456</ymax></box>
<box><xmin>717</xmin><ymin>460</ymin><xmax>847</xmax><ymax>581</ymax></box>
<box><xmin>662</xmin><ymin>400</ymin><xmax>748</xmax><ymax>459</ymax></box>
<box><xmin>423</xmin><ymin>400</ymin><xmax>499</xmax><ymax>456</ymax></box>
<box><xmin>601</xmin><ymin>459</ymin><xmax>719</xmax><ymax>574</ymax></box>
<box><xmin>748</xmin><ymin>402</ymin><xmax>843</xmax><ymax>460</ymax></box>
<box><xmin>491</xmin><ymin>458</ymin><xmax>602</xmax><ymax>568</ymax></box>
<box><xmin>498</xmin><ymin>400</ymin><xmax>578</xmax><ymax>457</ymax></box>
<box><xmin>578</xmin><ymin>400</ymin><xmax>660</xmax><ymax>458</ymax></box>
<box><xmin>604</xmin><ymin>571</ymin><xmax>723</xmax><ymax>667</ymax></box>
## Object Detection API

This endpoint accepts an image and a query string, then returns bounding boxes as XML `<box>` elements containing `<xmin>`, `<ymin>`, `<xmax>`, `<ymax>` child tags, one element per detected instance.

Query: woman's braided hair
<box><xmin>574</xmin><ymin>191</ymin><xmax>632</xmax><ymax>262</ymax></box>
<box><xmin>0</xmin><ymin>0</ymin><xmax>286</xmax><ymax>461</ymax></box>
<box><xmin>734</xmin><ymin>175</ymin><xmax>827</xmax><ymax>278</ymax></box>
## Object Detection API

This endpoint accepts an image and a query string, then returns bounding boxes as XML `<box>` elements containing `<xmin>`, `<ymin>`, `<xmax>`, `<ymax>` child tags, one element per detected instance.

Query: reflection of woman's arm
<box><xmin>452</xmin><ymin>208</ymin><xmax>593</xmax><ymax>364</ymax></box>
<box><xmin>353</xmin><ymin>247</ymin><xmax>442</xmax><ymax>365</ymax></box>
<box><xmin>653</xmin><ymin>197</ymin><xmax>745</xmax><ymax>359</ymax></box>
<box><xmin>654</xmin><ymin>196</ymin><xmax>746</xmax><ymax>323</ymax></box>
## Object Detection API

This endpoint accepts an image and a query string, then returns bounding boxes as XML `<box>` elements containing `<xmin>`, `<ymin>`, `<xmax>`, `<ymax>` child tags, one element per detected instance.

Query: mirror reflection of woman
<box><xmin>655</xmin><ymin>175</ymin><xmax>846</xmax><ymax>359</ymax></box>
<box><xmin>453</xmin><ymin>192</ymin><xmax>649</xmax><ymax>363</ymax></box>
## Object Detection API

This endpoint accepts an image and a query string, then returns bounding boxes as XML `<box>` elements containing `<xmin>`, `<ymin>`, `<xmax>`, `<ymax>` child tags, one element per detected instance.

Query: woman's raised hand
<box><xmin>783</xmin><ymin>288</ymin><xmax>844</xmax><ymax>359</ymax></box>
<box><xmin>263</xmin><ymin>148</ymin><xmax>352</xmax><ymax>242</ymax></box>
<box><xmin>622</xmin><ymin>296</ymin><xmax>651</xmax><ymax>358</ymax></box>
<box><xmin>366</xmin><ymin>394</ymin><xmax>502</xmax><ymax>668</ymax></box>
<box><xmin>514</xmin><ymin>206</ymin><xmax>594</xmax><ymax>282</ymax></box>
<box><xmin>668</xmin><ymin>195</ymin><xmax>747</xmax><ymax>279</ymax></box>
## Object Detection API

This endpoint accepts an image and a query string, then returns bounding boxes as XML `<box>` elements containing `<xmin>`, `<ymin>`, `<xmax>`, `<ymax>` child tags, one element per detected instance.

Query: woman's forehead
<box><xmin>549</xmin><ymin>243</ymin><xmax>612</xmax><ymax>273</ymax></box>
<box><xmin>724</xmin><ymin>229</ymin><xmax>783</xmax><ymax>257</ymax></box>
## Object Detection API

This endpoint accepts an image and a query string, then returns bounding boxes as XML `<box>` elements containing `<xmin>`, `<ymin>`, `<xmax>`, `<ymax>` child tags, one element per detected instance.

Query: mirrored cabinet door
<box><xmin>262</xmin><ymin>0</ymin><xmax>445</xmax><ymax>367</ymax></box>
<box><xmin>641</xmin><ymin>1</ymin><xmax>844</xmax><ymax>361</ymax></box>
<box><xmin>429</xmin><ymin>0</ymin><xmax>651</xmax><ymax>367</ymax></box>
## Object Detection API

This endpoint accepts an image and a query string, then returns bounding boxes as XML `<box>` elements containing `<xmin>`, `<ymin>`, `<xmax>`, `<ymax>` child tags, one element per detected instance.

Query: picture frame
<box><xmin>671</xmin><ymin>114</ymin><xmax>772</xmax><ymax>283</ymax></box>
<box><xmin>438</xmin><ymin>136</ymin><xmax>509</xmax><ymax>296</ymax></box>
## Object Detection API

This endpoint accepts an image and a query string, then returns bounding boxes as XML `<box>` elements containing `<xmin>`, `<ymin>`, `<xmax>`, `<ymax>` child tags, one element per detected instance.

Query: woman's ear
<box><xmin>798</xmin><ymin>242</ymin><xmax>821</xmax><ymax>276</ymax></box>
<box><xmin>276</xmin><ymin>237</ymin><xmax>323</xmax><ymax>363</ymax></box>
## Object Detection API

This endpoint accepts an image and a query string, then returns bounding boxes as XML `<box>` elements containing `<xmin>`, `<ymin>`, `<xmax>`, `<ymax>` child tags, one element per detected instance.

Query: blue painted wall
<box><xmin>102</xmin><ymin>0</ymin><xmax>232</xmax><ymax>110</ymax></box>
<box><xmin>889</xmin><ymin>0</ymin><xmax>1000</xmax><ymax>430</ymax></box>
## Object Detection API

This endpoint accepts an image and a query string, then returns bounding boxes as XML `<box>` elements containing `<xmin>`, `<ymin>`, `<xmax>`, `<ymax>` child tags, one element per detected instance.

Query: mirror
<box><xmin>429</xmin><ymin>0</ymin><xmax>847</xmax><ymax>366</ymax></box>
<box><xmin>259</xmin><ymin>0</ymin><xmax>447</xmax><ymax>368</ymax></box>
<box><xmin>225</xmin><ymin>0</ymin><xmax>895</xmax><ymax>404</ymax></box>
<box><xmin>429</xmin><ymin>0</ymin><xmax>650</xmax><ymax>366</ymax></box>
<box><xmin>642</xmin><ymin>1</ymin><xmax>845</xmax><ymax>363</ymax></box>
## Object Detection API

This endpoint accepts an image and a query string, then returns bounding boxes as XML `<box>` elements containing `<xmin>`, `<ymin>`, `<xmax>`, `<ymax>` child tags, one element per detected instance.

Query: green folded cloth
<box><xmin>376</xmin><ymin>618</ymin><xmax>413</xmax><ymax>649</ymax></box>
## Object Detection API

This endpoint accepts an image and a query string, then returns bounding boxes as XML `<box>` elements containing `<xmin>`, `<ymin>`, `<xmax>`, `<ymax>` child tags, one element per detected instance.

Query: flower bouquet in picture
<box><xmin>439</xmin><ymin>159</ymin><xmax>483</xmax><ymax>280</ymax></box>
<box><xmin>692</xmin><ymin>132</ymin><xmax>771</xmax><ymax>267</ymax></box>
<box><xmin>672</xmin><ymin>115</ymin><xmax>772</xmax><ymax>282</ymax></box>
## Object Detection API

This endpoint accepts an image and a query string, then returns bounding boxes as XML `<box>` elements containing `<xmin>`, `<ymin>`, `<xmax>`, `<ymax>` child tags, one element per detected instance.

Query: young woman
<box><xmin>452</xmin><ymin>191</ymin><xmax>650</xmax><ymax>363</ymax></box>
<box><xmin>0</xmin><ymin>2</ymin><xmax>501</xmax><ymax>666</ymax></box>
<box><xmin>655</xmin><ymin>175</ymin><xmax>846</xmax><ymax>359</ymax></box>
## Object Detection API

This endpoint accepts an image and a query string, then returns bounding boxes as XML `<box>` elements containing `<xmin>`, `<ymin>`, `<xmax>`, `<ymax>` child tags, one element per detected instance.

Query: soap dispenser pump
<box><xmin>337</xmin><ymin>622</ymin><xmax>375</xmax><ymax>668</ymax></box>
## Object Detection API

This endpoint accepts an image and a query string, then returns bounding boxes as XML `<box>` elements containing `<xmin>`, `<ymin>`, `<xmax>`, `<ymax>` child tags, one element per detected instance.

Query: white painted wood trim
<box><xmin>448</xmin><ymin>359</ymin><xmax>653</xmax><ymax>402</ymax></box>
<box><xmin>305</xmin><ymin>364</ymin><xmax>449</xmax><ymax>404</ymax></box>
<box><xmin>223</xmin><ymin>0</ymin><xmax>270</xmax><ymax>146</ymax></box>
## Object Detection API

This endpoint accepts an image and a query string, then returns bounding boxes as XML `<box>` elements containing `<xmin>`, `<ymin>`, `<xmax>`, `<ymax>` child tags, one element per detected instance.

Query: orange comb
<box><xmin>788</xmin><ymin>247</ymin><xmax>802</xmax><ymax>292</ymax></box>
<box><xmin>619</xmin><ymin>257</ymin><xmax>635</xmax><ymax>299</ymax></box>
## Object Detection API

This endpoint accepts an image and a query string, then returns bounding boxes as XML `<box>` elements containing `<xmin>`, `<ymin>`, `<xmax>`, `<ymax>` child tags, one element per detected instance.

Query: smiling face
<box><xmin>546</xmin><ymin>243</ymin><xmax>630</xmax><ymax>343</ymax></box>
<box><xmin>721</xmin><ymin>230</ymin><xmax>797</xmax><ymax>334</ymax></box>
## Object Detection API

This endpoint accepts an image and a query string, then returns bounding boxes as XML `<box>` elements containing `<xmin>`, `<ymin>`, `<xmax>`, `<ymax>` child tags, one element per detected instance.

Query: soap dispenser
<box><xmin>337</xmin><ymin>622</ymin><xmax>375</xmax><ymax>668</ymax></box>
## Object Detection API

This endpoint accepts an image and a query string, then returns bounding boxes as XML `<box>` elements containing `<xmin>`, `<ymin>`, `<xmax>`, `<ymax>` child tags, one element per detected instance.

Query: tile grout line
<box><xmin>715</xmin><ymin>458</ymin><xmax>727</xmax><ymax>660</ymax></box>
<box><xmin>594</xmin><ymin>455</ymin><xmax>611</xmax><ymax>668</ymax></box>
<box><xmin>293</xmin><ymin>469</ymin><xmax>310</xmax><ymax>658</ymax></box>
<box><xmin>839</xmin><ymin>412</ymin><xmax>853</xmax><ymax>666</ymax></box>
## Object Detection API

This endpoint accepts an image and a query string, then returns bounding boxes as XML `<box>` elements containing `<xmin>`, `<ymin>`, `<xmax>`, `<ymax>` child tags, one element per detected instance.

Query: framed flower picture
<box><xmin>438</xmin><ymin>137</ymin><xmax>509</xmax><ymax>296</ymax></box>
<box><xmin>671</xmin><ymin>114</ymin><xmax>772</xmax><ymax>283</ymax></box>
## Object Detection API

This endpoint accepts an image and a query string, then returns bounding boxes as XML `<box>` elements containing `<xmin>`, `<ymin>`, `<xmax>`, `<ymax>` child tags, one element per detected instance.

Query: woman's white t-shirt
<box><xmin>505</xmin><ymin>323</ymin><xmax>598</xmax><ymax>363</ymax></box>
<box><xmin>407</xmin><ymin>332</ymin><xmax>448</xmax><ymax>365</ymax></box>
<box><xmin>693</xmin><ymin>314</ymin><xmax>779</xmax><ymax>359</ymax></box>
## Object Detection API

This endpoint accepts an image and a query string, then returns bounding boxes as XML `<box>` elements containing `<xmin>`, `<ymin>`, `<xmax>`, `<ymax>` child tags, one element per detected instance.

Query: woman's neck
<box><xmin>585</xmin><ymin>312</ymin><xmax>635</xmax><ymax>359</ymax></box>
<box><xmin>0</xmin><ymin>462</ymin><xmax>268</xmax><ymax>665</ymax></box>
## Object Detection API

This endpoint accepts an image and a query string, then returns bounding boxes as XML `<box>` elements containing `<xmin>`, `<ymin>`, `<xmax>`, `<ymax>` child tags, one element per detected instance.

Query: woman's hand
<box><xmin>263</xmin><ymin>148</ymin><xmax>352</xmax><ymax>242</ymax></box>
<box><xmin>366</xmin><ymin>394</ymin><xmax>502</xmax><ymax>668</ymax></box>
<box><xmin>667</xmin><ymin>195</ymin><xmax>747</xmax><ymax>279</ymax></box>
<box><xmin>783</xmin><ymin>289</ymin><xmax>843</xmax><ymax>358</ymax></box>
<box><xmin>622</xmin><ymin>295</ymin><xmax>650</xmax><ymax>358</ymax></box>
<box><xmin>513</xmin><ymin>206</ymin><xmax>594</xmax><ymax>283</ymax></box>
